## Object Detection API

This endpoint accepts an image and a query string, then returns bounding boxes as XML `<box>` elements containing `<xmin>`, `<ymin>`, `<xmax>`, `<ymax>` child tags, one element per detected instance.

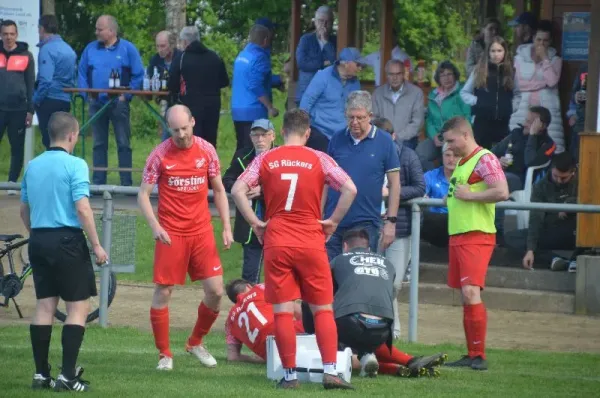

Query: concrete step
<box><xmin>418</xmin><ymin>262</ymin><xmax>576</xmax><ymax>293</ymax></box>
<box><xmin>397</xmin><ymin>282</ymin><xmax>575</xmax><ymax>314</ymax></box>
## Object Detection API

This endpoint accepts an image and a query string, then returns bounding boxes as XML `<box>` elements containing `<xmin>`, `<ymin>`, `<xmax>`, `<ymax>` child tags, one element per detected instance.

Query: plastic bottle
<box><xmin>143</xmin><ymin>70</ymin><xmax>151</xmax><ymax>91</ymax></box>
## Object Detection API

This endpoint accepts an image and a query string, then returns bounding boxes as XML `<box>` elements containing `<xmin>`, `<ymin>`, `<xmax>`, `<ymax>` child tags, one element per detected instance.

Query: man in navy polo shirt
<box><xmin>323</xmin><ymin>90</ymin><xmax>401</xmax><ymax>260</ymax></box>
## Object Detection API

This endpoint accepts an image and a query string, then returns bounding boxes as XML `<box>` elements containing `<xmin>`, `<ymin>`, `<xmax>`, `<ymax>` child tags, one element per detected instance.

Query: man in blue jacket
<box><xmin>295</xmin><ymin>6</ymin><xmax>337</xmax><ymax>105</ymax></box>
<box><xmin>78</xmin><ymin>15</ymin><xmax>144</xmax><ymax>187</ymax></box>
<box><xmin>300</xmin><ymin>47</ymin><xmax>362</xmax><ymax>152</ymax></box>
<box><xmin>231</xmin><ymin>24</ymin><xmax>279</xmax><ymax>152</ymax></box>
<box><xmin>34</xmin><ymin>15</ymin><xmax>77</xmax><ymax>150</ymax></box>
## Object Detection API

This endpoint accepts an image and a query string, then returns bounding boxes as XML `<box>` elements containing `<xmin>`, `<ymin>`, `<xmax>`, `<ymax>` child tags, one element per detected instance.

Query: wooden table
<box><xmin>64</xmin><ymin>88</ymin><xmax>169</xmax><ymax>159</ymax></box>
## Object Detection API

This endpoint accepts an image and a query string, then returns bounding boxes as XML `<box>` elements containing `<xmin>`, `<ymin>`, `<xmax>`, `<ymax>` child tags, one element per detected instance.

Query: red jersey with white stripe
<box><xmin>238</xmin><ymin>146</ymin><xmax>350</xmax><ymax>249</ymax></box>
<box><xmin>225</xmin><ymin>284</ymin><xmax>274</xmax><ymax>360</ymax></box>
<box><xmin>142</xmin><ymin>137</ymin><xmax>220</xmax><ymax>235</ymax></box>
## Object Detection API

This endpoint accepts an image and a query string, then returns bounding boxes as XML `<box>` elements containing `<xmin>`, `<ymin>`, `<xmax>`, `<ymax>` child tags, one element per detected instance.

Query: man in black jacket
<box><xmin>222</xmin><ymin>119</ymin><xmax>275</xmax><ymax>282</ymax></box>
<box><xmin>492</xmin><ymin>105</ymin><xmax>556</xmax><ymax>192</ymax></box>
<box><xmin>0</xmin><ymin>20</ymin><xmax>35</xmax><ymax>190</ymax></box>
<box><xmin>168</xmin><ymin>26</ymin><xmax>229</xmax><ymax>148</ymax></box>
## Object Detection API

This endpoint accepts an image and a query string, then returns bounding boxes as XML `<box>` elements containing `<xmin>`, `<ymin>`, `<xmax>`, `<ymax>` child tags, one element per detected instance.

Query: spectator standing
<box><xmin>378</xmin><ymin>122</ymin><xmax>425</xmax><ymax>339</ymax></box>
<box><xmin>0</xmin><ymin>20</ymin><xmax>35</xmax><ymax>194</ymax></box>
<box><xmin>148</xmin><ymin>30</ymin><xmax>181</xmax><ymax>142</ymax></box>
<box><xmin>222</xmin><ymin>119</ymin><xmax>276</xmax><ymax>283</ymax></box>
<box><xmin>361</xmin><ymin>29</ymin><xmax>413</xmax><ymax>86</ymax></box>
<box><xmin>300</xmin><ymin>47</ymin><xmax>362</xmax><ymax>152</ymax></box>
<box><xmin>416</xmin><ymin>61</ymin><xmax>470</xmax><ymax>171</ymax></box>
<box><xmin>461</xmin><ymin>36</ymin><xmax>514</xmax><ymax>149</ymax></box>
<box><xmin>138</xmin><ymin>105</ymin><xmax>233</xmax><ymax>371</ymax></box>
<box><xmin>20</xmin><ymin>112</ymin><xmax>108</xmax><ymax>392</ymax></box>
<box><xmin>324</xmin><ymin>91</ymin><xmax>401</xmax><ymax>260</ymax></box>
<box><xmin>509</xmin><ymin>12</ymin><xmax>538</xmax><ymax>48</ymax></box>
<box><xmin>372</xmin><ymin>59</ymin><xmax>425</xmax><ymax>150</ymax></box>
<box><xmin>78</xmin><ymin>15</ymin><xmax>144</xmax><ymax>187</ymax></box>
<box><xmin>510</xmin><ymin>20</ymin><xmax>565</xmax><ymax>152</ymax></box>
<box><xmin>441</xmin><ymin>117</ymin><xmax>509</xmax><ymax>371</ymax></box>
<box><xmin>422</xmin><ymin>143</ymin><xmax>458</xmax><ymax>248</ymax></box>
<box><xmin>168</xmin><ymin>26</ymin><xmax>229</xmax><ymax>149</ymax></box>
<box><xmin>295</xmin><ymin>5</ymin><xmax>337</xmax><ymax>105</ymax></box>
<box><xmin>33</xmin><ymin>15</ymin><xmax>76</xmax><ymax>150</ymax></box>
<box><xmin>465</xmin><ymin>18</ymin><xmax>501</xmax><ymax>77</ymax></box>
<box><xmin>505</xmin><ymin>152</ymin><xmax>579</xmax><ymax>272</ymax></box>
<box><xmin>231</xmin><ymin>24</ymin><xmax>278</xmax><ymax>152</ymax></box>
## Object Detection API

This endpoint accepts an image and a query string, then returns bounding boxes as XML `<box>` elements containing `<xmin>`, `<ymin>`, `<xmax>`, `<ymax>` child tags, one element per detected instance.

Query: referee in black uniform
<box><xmin>20</xmin><ymin>111</ymin><xmax>108</xmax><ymax>392</ymax></box>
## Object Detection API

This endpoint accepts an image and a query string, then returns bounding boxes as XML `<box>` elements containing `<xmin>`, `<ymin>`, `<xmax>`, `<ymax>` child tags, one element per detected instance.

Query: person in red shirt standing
<box><xmin>138</xmin><ymin>104</ymin><xmax>234</xmax><ymax>371</ymax></box>
<box><xmin>441</xmin><ymin>117</ymin><xmax>509</xmax><ymax>371</ymax></box>
<box><xmin>231</xmin><ymin>109</ymin><xmax>357</xmax><ymax>390</ymax></box>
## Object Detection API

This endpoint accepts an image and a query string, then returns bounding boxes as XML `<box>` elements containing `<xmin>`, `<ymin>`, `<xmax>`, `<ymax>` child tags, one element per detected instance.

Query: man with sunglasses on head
<box><xmin>440</xmin><ymin>116</ymin><xmax>509</xmax><ymax>371</ymax></box>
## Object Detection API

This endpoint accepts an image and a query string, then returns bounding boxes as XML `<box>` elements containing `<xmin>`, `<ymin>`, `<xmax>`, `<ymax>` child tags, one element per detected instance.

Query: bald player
<box><xmin>148</xmin><ymin>31</ymin><xmax>181</xmax><ymax>141</ymax></box>
<box><xmin>441</xmin><ymin>117</ymin><xmax>509</xmax><ymax>371</ymax></box>
<box><xmin>138</xmin><ymin>104</ymin><xmax>234</xmax><ymax>371</ymax></box>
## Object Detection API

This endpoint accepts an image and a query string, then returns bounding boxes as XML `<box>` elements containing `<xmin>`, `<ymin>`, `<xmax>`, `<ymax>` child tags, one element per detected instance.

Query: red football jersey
<box><xmin>238</xmin><ymin>146</ymin><xmax>350</xmax><ymax>249</ymax></box>
<box><xmin>142</xmin><ymin>136</ymin><xmax>220</xmax><ymax>235</ymax></box>
<box><xmin>225</xmin><ymin>284</ymin><xmax>274</xmax><ymax>360</ymax></box>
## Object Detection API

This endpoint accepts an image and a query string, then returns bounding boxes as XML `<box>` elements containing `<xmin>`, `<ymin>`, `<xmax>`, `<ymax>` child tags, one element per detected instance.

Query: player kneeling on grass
<box><xmin>306</xmin><ymin>228</ymin><xmax>446</xmax><ymax>378</ymax></box>
<box><xmin>138</xmin><ymin>104</ymin><xmax>234</xmax><ymax>371</ymax></box>
<box><xmin>231</xmin><ymin>109</ymin><xmax>357</xmax><ymax>390</ymax></box>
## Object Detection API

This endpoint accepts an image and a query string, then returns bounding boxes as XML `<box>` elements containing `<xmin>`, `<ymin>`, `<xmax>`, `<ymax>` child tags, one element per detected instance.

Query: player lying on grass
<box><xmin>224</xmin><ymin>277</ymin><xmax>445</xmax><ymax>377</ymax></box>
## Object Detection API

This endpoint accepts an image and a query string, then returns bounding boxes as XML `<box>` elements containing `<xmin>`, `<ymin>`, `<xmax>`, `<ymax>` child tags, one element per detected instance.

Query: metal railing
<box><xmin>3</xmin><ymin>182</ymin><xmax>600</xmax><ymax>338</ymax></box>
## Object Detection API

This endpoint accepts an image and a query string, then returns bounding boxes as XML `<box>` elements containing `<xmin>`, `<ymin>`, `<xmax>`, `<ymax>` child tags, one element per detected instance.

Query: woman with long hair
<box><xmin>461</xmin><ymin>36</ymin><xmax>514</xmax><ymax>149</ymax></box>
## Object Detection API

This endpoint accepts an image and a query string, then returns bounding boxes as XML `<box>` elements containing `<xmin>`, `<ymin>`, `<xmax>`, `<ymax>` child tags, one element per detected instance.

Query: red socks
<box><xmin>313</xmin><ymin>310</ymin><xmax>338</xmax><ymax>365</ymax></box>
<box><xmin>463</xmin><ymin>303</ymin><xmax>487</xmax><ymax>359</ymax></box>
<box><xmin>150</xmin><ymin>307</ymin><xmax>172</xmax><ymax>358</ymax></box>
<box><xmin>274</xmin><ymin>312</ymin><xmax>297</xmax><ymax>369</ymax></box>
<box><xmin>378</xmin><ymin>362</ymin><xmax>402</xmax><ymax>375</ymax></box>
<box><xmin>374</xmin><ymin>344</ymin><xmax>413</xmax><ymax>366</ymax></box>
<box><xmin>188</xmin><ymin>302</ymin><xmax>219</xmax><ymax>347</ymax></box>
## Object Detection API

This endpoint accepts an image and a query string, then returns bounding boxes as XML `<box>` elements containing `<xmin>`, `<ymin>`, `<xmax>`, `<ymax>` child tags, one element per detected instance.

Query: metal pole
<box><xmin>24</xmin><ymin>127</ymin><xmax>35</xmax><ymax>165</ymax></box>
<box><xmin>99</xmin><ymin>191</ymin><xmax>113</xmax><ymax>328</ymax></box>
<box><xmin>408</xmin><ymin>203</ymin><xmax>421</xmax><ymax>343</ymax></box>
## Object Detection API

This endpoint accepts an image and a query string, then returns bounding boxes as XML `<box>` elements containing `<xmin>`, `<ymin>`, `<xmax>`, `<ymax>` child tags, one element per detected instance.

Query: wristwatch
<box><xmin>385</xmin><ymin>216</ymin><xmax>397</xmax><ymax>223</ymax></box>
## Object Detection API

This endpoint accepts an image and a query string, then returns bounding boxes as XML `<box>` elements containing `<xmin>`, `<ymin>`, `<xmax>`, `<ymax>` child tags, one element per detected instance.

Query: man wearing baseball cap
<box><xmin>509</xmin><ymin>11</ymin><xmax>538</xmax><ymax>47</ymax></box>
<box><xmin>300</xmin><ymin>47</ymin><xmax>363</xmax><ymax>152</ymax></box>
<box><xmin>222</xmin><ymin>118</ymin><xmax>276</xmax><ymax>283</ymax></box>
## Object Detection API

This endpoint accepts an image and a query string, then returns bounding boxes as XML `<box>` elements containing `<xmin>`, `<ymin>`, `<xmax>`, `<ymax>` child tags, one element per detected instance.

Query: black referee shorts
<box><xmin>29</xmin><ymin>227</ymin><xmax>97</xmax><ymax>302</ymax></box>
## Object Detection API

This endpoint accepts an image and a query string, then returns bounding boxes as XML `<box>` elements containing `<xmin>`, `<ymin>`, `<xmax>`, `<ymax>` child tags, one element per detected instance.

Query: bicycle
<box><xmin>0</xmin><ymin>234</ymin><xmax>118</xmax><ymax>323</ymax></box>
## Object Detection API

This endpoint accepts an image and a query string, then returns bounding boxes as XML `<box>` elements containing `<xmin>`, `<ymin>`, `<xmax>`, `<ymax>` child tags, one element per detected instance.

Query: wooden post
<box><xmin>584</xmin><ymin>0</ymin><xmax>600</xmax><ymax>132</ymax></box>
<box><xmin>576</xmin><ymin>0</ymin><xmax>600</xmax><ymax>248</ymax></box>
<box><xmin>540</xmin><ymin>0</ymin><xmax>553</xmax><ymax>20</ymax></box>
<box><xmin>337</xmin><ymin>0</ymin><xmax>357</xmax><ymax>54</ymax></box>
<box><xmin>379</xmin><ymin>0</ymin><xmax>394</xmax><ymax>86</ymax></box>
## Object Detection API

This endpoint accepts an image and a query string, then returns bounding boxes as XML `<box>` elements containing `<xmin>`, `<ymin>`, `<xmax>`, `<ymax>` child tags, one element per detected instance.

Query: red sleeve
<box><xmin>474</xmin><ymin>153</ymin><xmax>506</xmax><ymax>185</ymax></box>
<box><xmin>238</xmin><ymin>152</ymin><xmax>266</xmax><ymax>189</ymax></box>
<box><xmin>197</xmin><ymin>138</ymin><xmax>220</xmax><ymax>178</ymax></box>
<box><xmin>225</xmin><ymin>311</ymin><xmax>242</xmax><ymax>346</ymax></box>
<box><xmin>316</xmin><ymin>151</ymin><xmax>351</xmax><ymax>191</ymax></box>
<box><xmin>142</xmin><ymin>146</ymin><xmax>163</xmax><ymax>185</ymax></box>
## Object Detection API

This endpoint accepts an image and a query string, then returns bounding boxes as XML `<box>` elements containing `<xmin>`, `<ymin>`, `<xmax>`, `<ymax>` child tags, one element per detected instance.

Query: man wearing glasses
<box><xmin>223</xmin><ymin>119</ymin><xmax>276</xmax><ymax>283</ymax></box>
<box><xmin>441</xmin><ymin>116</ymin><xmax>508</xmax><ymax>371</ymax></box>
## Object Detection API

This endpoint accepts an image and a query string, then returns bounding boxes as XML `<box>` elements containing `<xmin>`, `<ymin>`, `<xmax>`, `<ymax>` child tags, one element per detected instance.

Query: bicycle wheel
<box><xmin>54</xmin><ymin>270</ymin><xmax>118</xmax><ymax>323</ymax></box>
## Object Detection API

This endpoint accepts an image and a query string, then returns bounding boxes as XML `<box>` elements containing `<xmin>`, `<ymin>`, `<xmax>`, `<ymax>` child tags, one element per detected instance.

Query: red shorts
<box><xmin>153</xmin><ymin>229</ymin><xmax>222</xmax><ymax>285</ymax></box>
<box><xmin>448</xmin><ymin>232</ymin><xmax>495</xmax><ymax>289</ymax></box>
<box><xmin>263</xmin><ymin>247</ymin><xmax>333</xmax><ymax>305</ymax></box>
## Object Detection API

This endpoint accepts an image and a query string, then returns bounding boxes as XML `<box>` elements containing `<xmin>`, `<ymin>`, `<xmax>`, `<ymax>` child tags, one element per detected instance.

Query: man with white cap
<box><xmin>223</xmin><ymin>118</ymin><xmax>276</xmax><ymax>283</ymax></box>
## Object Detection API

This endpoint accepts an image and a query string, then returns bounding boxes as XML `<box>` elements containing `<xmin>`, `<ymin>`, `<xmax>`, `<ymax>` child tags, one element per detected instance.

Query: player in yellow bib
<box><xmin>441</xmin><ymin>117</ymin><xmax>509</xmax><ymax>371</ymax></box>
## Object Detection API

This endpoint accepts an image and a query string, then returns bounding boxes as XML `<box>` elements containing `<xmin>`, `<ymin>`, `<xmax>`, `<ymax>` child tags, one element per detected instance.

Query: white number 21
<box><xmin>237</xmin><ymin>302</ymin><xmax>268</xmax><ymax>343</ymax></box>
<box><xmin>281</xmin><ymin>173</ymin><xmax>298</xmax><ymax>211</ymax></box>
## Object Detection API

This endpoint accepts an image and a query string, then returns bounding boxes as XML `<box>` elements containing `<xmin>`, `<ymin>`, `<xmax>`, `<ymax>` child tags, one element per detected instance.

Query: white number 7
<box><xmin>281</xmin><ymin>173</ymin><xmax>298</xmax><ymax>211</ymax></box>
